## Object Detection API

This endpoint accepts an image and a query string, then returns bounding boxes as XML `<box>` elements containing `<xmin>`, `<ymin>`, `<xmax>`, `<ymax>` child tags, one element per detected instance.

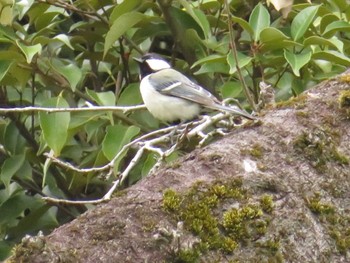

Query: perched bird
<box><xmin>134</xmin><ymin>53</ymin><xmax>254</xmax><ymax>122</ymax></box>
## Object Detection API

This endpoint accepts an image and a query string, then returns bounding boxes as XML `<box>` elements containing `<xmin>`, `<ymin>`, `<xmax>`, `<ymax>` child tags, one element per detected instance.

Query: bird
<box><xmin>133</xmin><ymin>53</ymin><xmax>254</xmax><ymax>123</ymax></box>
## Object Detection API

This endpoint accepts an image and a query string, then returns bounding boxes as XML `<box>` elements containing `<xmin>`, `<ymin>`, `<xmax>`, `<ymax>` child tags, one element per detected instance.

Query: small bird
<box><xmin>134</xmin><ymin>53</ymin><xmax>254</xmax><ymax>122</ymax></box>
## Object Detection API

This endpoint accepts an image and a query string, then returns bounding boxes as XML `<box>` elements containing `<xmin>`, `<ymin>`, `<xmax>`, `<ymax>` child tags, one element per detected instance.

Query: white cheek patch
<box><xmin>146</xmin><ymin>59</ymin><xmax>171</xmax><ymax>71</ymax></box>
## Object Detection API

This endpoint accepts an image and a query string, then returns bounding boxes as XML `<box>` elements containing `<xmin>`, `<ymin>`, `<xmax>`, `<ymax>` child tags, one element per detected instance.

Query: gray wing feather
<box><xmin>149</xmin><ymin>69</ymin><xmax>219</xmax><ymax>105</ymax></box>
<box><xmin>149</xmin><ymin>68</ymin><xmax>254</xmax><ymax>119</ymax></box>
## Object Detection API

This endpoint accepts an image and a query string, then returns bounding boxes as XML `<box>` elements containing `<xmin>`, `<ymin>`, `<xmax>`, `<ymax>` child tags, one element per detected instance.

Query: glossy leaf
<box><xmin>102</xmin><ymin>124</ymin><xmax>140</xmax><ymax>161</ymax></box>
<box><xmin>85</xmin><ymin>90</ymin><xmax>116</xmax><ymax>106</ymax></box>
<box><xmin>53</xmin><ymin>34</ymin><xmax>74</xmax><ymax>50</ymax></box>
<box><xmin>104</xmin><ymin>12</ymin><xmax>145</xmax><ymax>56</ymax></box>
<box><xmin>227</xmin><ymin>50</ymin><xmax>252</xmax><ymax>74</ymax></box>
<box><xmin>0</xmin><ymin>3</ymin><xmax>13</xmax><ymax>26</ymax></box>
<box><xmin>322</xmin><ymin>21</ymin><xmax>350</xmax><ymax>38</ymax></box>
<box><xmin>191</xmin><ymin>54</ymin><xmax>225</xmax><ymax>68</ymax></box>
<box><xmin>0</xmin><ymin>60</ymin><xmax>12</xmax><ymax>82</ymax></box>
<box><xmin>232</xmin><ymin>16</ymin><xmax>254</xmax><ymax>37</ymax></box>
<box><xmin>260</xmin><ymin>27</ymin><xmax>290</xmax><ymax>50</ymax></box>
<box><xmin>0</xmin><ymin>193</ymin><xmax>31</xmax><ymax>225</ymax></box>
<box><xmin>303</xmin><ymin>36</ymin><xmax>340</xmax><ymax>51</ymax></box>
<box><xmin>179</xmin><ymin>0</ymin><xmax>209</xmax><ymax>38</ymax></box>
<box><xmin>39</xmin><ymin>96</ymin><xmax>70</xmax><ymax>156</ymax></box>
<box><xmin>249</xmin><ymin>3</ymin><xmax>270</xmax><ymax>42</ymax></box>
<box><xmin>319</xmin><ymin>14</ymin><xmax>339</xmax><ymax>34</ymax></box>
<box><xmin>51</xmin><ymin>59</ymin><xmax>82</xmax><ymax>91</ymax></box>
<box><xmin>117</xmin><ymin>83</ymin><xmax>143</xmax><ymax>106</ymax></box>
<box><xmin>141</xmin><ymin>153</ymin><xmax>158</xmax><ymax>177</ymax></box>
<box><xmin>312</xmin><ymin>50</ymin><xmax>350</xmax><ymax>66</ymax></box>
<box><xmin>0</xmin><ymin>154</ymin><xmax>25</xmax><ymax>189</ymax></box>
<box><xmin>284</xmin><ymin>49</ymin><xmax>312</xmax><ymax>76</ymax></box>
<box><xmin>291</xmin><ymin>5</ymin><xmax>320</xmax><ymax>41</ymax></box>
<box><xmin>168</xmin><ymin>7</ymin><xmax>204</xmax><ymax>39</ymax></box>
<box><xmin>16</xmin><ymin>41</ymin><xmax>42</xmax><ymax>63</ymax></box>
<box><xmin>110</xmin><ymin>0</ymin><xmax>142</xmax><ymax>22</ymax></box>
<box><xmin>3</xmin><ymin>122</ymin><xmax>26</xmax><ymax>154</ymax></box>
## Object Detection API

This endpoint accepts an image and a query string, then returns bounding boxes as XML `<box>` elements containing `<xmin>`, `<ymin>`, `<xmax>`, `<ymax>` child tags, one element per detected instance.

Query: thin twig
<box><xmin>42</xmin><ymin>111</ymin><xmax>253</xmax><ymax>205</ymax></box>
<box><xmin>224</xmin><ymin>0</ymin><xmax>257</xmax><ymax>111</ymax></box>
<box><xmin>0</xmin><ymin>105</ymin><xmax>146</xmax><ymax>114</ymax></box>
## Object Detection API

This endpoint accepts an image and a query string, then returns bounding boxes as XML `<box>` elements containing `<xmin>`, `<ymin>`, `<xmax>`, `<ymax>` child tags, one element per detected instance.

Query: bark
<box><xmin>9</xmin><ymin>72</ymin><xmax>350</xmax><ymax>263</ymax></box>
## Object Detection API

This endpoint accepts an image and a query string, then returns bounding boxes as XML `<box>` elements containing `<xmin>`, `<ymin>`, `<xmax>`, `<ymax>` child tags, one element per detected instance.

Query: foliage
<box><xmin>0</xmin><ymin>0</ymin><xmax>350</xmax><ymax>260</ymax></box>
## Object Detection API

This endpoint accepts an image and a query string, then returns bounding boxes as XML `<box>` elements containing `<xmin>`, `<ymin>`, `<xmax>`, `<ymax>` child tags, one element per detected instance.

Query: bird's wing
<box><xmin>148</xmin><ymin>68</ymin><xmax>255</xmax><ymax>120</ymax></box>
<box><xmin>148</xmin><ymin>68</ymin><xmax>220</xmax><ymax>106</ymax></box>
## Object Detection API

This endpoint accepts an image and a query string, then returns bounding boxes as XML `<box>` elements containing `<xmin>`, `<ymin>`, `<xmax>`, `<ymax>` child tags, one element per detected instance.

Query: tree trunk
<box><xmin>9</xmin><ymin>72</ymin><xmax>350</xmax><ymax>263</ymax></box>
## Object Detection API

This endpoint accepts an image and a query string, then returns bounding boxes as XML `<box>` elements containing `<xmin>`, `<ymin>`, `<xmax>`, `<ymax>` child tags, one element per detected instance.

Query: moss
<box><xmin>163</xmin><ymin>189</ymin><xmax>182</xmax><ymax>212</ymax></box>
<box><xmin>307</xmin><ymin>192</ymin><xmax>335</xmax><ymax>215</ymax></box>
<box><xmin>275</xmin><ymin>94</ymin><xmax>307</xmax><ymax>109</ymax></box>
<box><xmin>260</xmin><ymin>195</ymin><xmax>274</xmax><ymax>213</ymax></box>
<box><xmin>170</xmin><ymin>248</ymin><xmax>201</xmax><ymax>263</ymax></box>
<box><xmin>338</xmin><ymin>90</ymin><xmax>350</xmax><ymax>108</ymax></box>
<box><xmin>241</xmin><ymin>143</ymin><xmax>264</xmax><ymax>159</ymax></box>
<box><xmin>306</xmin><ymin>192</ymin><xmax>350</xmax><ymax>254</ymax></box>
<box><xmin>293</xmin><ymin>129</ymin><xmax>349</xmax><ymax>171</ymax></box>
<box><xmin>257</xmin><ymin>238</ymin><xmax>280</xmax><ymax>253</ymax></box>
<box><xmin>295</xmin><ymin>110</ymin><xmax>309</xmax><ymax>118</ymax></box>
<box><xmin>222</xmin><ymin>204</ymin><xmax>263</xmax><ymax>239</ymax></box>
<box><xmin>163</xmin><ymin>180</ymin><xmax>278</xmax><ymax>260</ymax></box>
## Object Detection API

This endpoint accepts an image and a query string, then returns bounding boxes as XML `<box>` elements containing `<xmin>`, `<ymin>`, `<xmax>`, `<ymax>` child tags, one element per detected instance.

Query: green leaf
<box><xmin>220</xmin><ymin>81</ymin><xmax>242</xmax><ymax>99</ymax></box>
<box><xmin>51</xmin><ymin>59</ymin><xmax>82</xmax><ymax>91</ymax></box>
<box><xmin>322</xmin><ymin>20</ymin><xmax>350</xmax><ymax>38</ymax></box>
<box><xmin>191</xmin><ymin>54</ymin><xmax>225</xmax><ymax>69</ymax></box>
<box><xmin>284</xmin><ymin>49</ymin><xmax>312</xmax><ymax>76</ymax></box>
<box><xmin>291</xmin><ymin>5</ymin><xmax>320</xmax><ymax>41</ymax></box>
<box><xmin>331</xmin><ymin>0</ymin><xmax>348</xmax><ymax>10</ymax></box>
<box><xmin>260</xmin><ymin>27</ymin><xmax>290</xmax><ymax>50</ymax></box>
<box><xmin>232</xmin><ymin>16</ymin><xmax>254</xmax><ymax>37</ymax></box>
<box><xmin>0</xmin><ymin>154</ymin><xmax>25</xmax><ymax>189</ymax></box>
<box><xmin>0</xmin><ymin>60</ymin><xmax>12</xmax><ymax>82</ymax></box>
<box><xmin>168</xmin><ymin>7</ymin><xmax>204</xmax><ymax>39</ymax></box>
<box><xmin>16</xmin><ymin>40</ymin><xmax>42</xmax><ymax>63</ymax></box>
<box><xmin>102</xmin><ymin>124</ymin><xmax>140</xmax><ymax>161</ymax></box>
<box><xmin>312</xmin><ymin>50</ymin><xmax>350</xmax><ymax>66</ymax></box>
<box><xmin>53</xmin><ymin>34</ymin><xmax>74</xmax><ymax>49</ymax></box>
<box><xmin>85</xmin><ymin>90</ymin><xmax>116</xmax><ymax>106</ymax></box>
<box><xmin>117</xmin><ymin>83</ymin><xmax>142</xmax><ymax>106</ymax></box>
<box><xmin>141</xmin><ymin>153</ymin><xmax>157</xmax><ymax>177</ymax></box>
<box><xmin>178</xmin><ymin>0</ymin><xmax>209</xmax><ymax>38</ymax></box>
<box><xmin>0</xmin><ymin>2</ymin><xmax>13</xmax><ymax>26</ymax></box>
<box><xmin>194</xmin><ymin>62</ymin><xmax>229</xmax><ymax>75</ymax></box>
<box><xmin>319</xmin><ymin>14</ymin><xmax>340</xmax><ymax>34</ymax></box>
<box><xmin>227</xmin><ymin>50</ymin><xmax>252</xmax><ymax>74</ymax></box>
<box><xmin>303</xmin><ymin>36</ymin><xmax>340</xmax><ymax>51</ymax></box>
<box><xmin>17</xmin><ymin>0</ymin><xmax>35</xmax><ymax>20</ymax></box>
<box><xmin>3</xmin><ymin>122</ymin><xmax>26</xmax><ymax>154</ymax></box>
<box><xmin>248</xmin><ymin>3</ymin><xmax>270</xmax><ymax>42</ymax></box>
<box><xmin>0</xmin><ymin>240</ymin><xmax>12</xmax><ymax>261</ymax></box>
<box><xmin>0</xmin><ymin>193</ymin><xmax>31</xmax><ymax>225</ymax></box>
<box><xmin>39</xmin><ymin>96</ymin><xmax>70</xmax><ymax>156</ymax></box>
<box><xmin>110</xmin><ymin>0</ymin><xmax>142</xmax><ymax>22</ymax></box>
<box><xmin>8</xmin><ymin>205</ymin><xmax>58</xmax><ymax>238</ymax></box>
<box><xmin>104</xmin><ymin>12</ymin><xmax>145</xmax><ymax>56</ymax></box>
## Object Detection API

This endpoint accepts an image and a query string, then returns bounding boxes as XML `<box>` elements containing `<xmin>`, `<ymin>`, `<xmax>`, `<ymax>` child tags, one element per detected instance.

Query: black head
<box><xmin>134</xmin><ymin>53</ymin><xmax>171</xmax><ymax>78</ymax></box>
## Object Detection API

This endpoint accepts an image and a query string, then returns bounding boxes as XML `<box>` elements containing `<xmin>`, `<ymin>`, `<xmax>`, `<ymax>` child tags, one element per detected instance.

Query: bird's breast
<box><xmin>140</xmin><ymin>76</ymin><xmax>201</xmax><ymax>122</ymax></box>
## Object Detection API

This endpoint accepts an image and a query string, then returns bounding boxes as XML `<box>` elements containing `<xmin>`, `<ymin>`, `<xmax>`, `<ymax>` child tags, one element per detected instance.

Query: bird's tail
<box><xmin>209</xmin><ymin>104</ymin><xmax>255</xmax><ymax>120</ymax></box>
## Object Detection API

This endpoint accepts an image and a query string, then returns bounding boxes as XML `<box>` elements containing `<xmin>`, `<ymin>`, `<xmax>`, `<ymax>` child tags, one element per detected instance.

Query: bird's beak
<box><xmin>133</xmin><ymin>57</ymin><xmax>142</xmax><ymax>63</ymax></box>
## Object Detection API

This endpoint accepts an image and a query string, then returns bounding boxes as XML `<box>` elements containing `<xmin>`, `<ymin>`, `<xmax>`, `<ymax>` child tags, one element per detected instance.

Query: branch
<box><xmin>0</xmin><ymin>105</ymin><xmax>146</xmax><ymax>114</ymax></box>
<box><xmin>42</xmin><ymin>111</ymin><xmax>254</xmax><ymax>205</ymax></box>
<box><xmin>224</xmin><ymin>0</ymin><xmax>257</xmax><ymax>111</ymax></box>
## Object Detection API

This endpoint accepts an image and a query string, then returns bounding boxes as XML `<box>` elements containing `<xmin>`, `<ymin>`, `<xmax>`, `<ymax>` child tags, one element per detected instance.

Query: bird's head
<box><xmin>134</xmin><ymin>53</ymin><xmax>171</xmax><ymax>78</ymax></box>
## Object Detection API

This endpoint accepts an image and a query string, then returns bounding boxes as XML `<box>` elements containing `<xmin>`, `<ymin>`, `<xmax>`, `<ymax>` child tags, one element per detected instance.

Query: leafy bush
<box><xmin>0</xmin><ymin>0</ymin><xmax>350</xmax><ymax>259</ymax></box>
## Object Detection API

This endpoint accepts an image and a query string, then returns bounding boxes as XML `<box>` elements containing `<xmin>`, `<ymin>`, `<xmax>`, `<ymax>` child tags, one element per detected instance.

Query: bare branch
<box><xmin>42</xmin><ymin>111</ymin><xmax>254</xmax><ymax>205</ymax></box>
<box><xmin>0</xmin><ymin>105</ymin><xmax>146</xmax><ymax>114</ymax></box>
